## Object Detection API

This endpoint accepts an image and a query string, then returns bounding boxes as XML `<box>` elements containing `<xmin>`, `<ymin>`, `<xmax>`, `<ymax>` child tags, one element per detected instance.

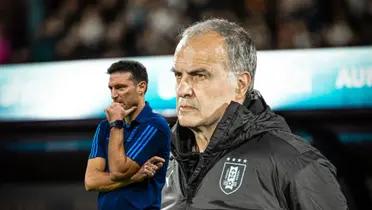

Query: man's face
<box><xmin>173</xmin><ymin>32</ymin><xmax>237</xmax><ymax>129</ymax></box>
<box><xmin>108</xmin><ymin>72</ymin><xmax>141</xmax><ymax>109</ymax></box>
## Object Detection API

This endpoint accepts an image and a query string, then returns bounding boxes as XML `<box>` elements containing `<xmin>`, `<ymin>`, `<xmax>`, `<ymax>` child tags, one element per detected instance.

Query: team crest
<box><xmin>219</xmin><ymin>157</ymin><xmax>247</xmax><ymax>195</ymax></box>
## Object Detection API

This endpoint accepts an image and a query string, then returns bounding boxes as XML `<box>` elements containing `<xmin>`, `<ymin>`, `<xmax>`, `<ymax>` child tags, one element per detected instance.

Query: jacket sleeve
<box><xmin>161</xmin><ymin>156</ymin><xmax>185</xmax><ymax>210</ymax></box>
<box><xmin>288</xmin><ymin>158</ymin><xmax>348</xmax><ymax>210</ymax></box>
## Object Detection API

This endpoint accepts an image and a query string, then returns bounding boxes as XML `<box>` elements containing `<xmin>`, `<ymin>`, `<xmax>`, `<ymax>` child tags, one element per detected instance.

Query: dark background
<box><xmin>1</xmin><ymin>0</ymin><xmax>372</xmax><ymax>64</ymax></box>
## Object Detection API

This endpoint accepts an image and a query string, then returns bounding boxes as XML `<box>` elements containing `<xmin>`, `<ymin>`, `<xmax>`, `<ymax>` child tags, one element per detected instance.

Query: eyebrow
<box><xmin>108</xmin><ymin>84</ymin><xmax>126</xmax><ymax>89</ymax></box>
<box><xmin>170</xmin><ymin>67</ymin><xmax>178</xmax><ymax>73</ymax></box>
<box><xmin>170</xmin><ymin>67</ymin><xmax>210</xmax><ymax>76</ymax></box>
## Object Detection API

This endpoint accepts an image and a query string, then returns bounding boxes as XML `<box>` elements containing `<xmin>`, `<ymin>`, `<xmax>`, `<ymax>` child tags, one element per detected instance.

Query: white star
<box><xmin>232</xmin><ymin>158</ymin><xmax>236</xmax><ymax>161</ymax></box>
<box><xmin>243</xmin><ymin>159</ymin><xmax>247</xmax><ymax>163</ymax></box>
<box><xmin>237</xmin><ymin>159</ymin><xmax>242</xmax><ymax>162</ymax></box>
<box><xmin>227</xmin><ymin>157</ymin><xmax>231</xmax><ymax>161</ymax></box>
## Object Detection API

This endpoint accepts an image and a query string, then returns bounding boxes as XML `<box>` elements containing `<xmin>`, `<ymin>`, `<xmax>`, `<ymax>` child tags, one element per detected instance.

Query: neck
<box><xmin>126</xmin><ymin>99</ymin><xmax>145</xmax><ymax>123</ymax></box>
<box><xmin>190</xmin><ymin>120</ymin><xmax>220</xmax><ymax>153</ymax></box>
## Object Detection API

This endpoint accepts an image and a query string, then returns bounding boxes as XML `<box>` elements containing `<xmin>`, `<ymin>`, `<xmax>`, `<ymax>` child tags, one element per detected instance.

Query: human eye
<box><xmin>116</xmin><ymin>85</ymin><xmax>127</xmax><ymax>91</ymax></box>
<box><xmin>192</xmin><ymin>72</ymin><xmax>208</xmax><ymax>81</ymax></box>
<box><xmin>174</xmin><ymin>72</ymin><xmax>182</xmax><ymax>81</ymax></box>
<box><xmin>196</xmin><ymin>73</ymin><xmax>207</xmax><ymax>79</ymax></box>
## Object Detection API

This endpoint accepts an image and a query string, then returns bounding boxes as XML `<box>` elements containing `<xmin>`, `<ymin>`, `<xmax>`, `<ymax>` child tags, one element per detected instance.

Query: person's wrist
<box><xmin>109</xmin><ymin>120</ymin><xmax>124</xmax><ymax>129</ymax></box>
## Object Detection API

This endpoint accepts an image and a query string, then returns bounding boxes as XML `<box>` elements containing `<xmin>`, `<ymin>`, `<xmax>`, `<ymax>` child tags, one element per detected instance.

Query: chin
<box><xmin>178</xmin><ymin>116</ymin><xmax>200</xmax><ymax>128</ymax></box>
<box><xmin>122</xmin><ymin>103</ymin><xmax>135</xmax><ymax>109</ymax></box>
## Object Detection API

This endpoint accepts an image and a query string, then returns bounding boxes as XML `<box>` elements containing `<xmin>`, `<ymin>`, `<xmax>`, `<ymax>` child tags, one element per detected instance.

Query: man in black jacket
<box><xmin>162</xmin><ymin>18</ymin><xmax>348</xmax><ymax>209</ymax></box>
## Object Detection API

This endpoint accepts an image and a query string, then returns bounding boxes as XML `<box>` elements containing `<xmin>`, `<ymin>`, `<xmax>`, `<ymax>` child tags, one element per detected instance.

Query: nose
<box><xmin>111</xmin><ymin>89</ymin><xmax>118</xmax><ymax>100</ymax></box>
<box><xmin>176</xmin><ymin>79</ymin><xmax>193</xmax><ymax>98</ymax></box>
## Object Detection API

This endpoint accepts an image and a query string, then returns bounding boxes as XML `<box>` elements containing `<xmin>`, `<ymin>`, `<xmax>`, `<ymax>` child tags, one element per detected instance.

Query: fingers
<box><xmin>155</xmin><ymin>162</ymin><xmax>163</xmax><ymax>168</ymax></box>
<box><xmin>148</xmin><ymin>156</ymin><xmax>165</xmax><ymax>171</ymax></box>
<box><xmin>145</xmin><ymin>162</ymin><xmax>159</xmax><ymax>172</ymax></box>
<box><xmin>126</xmin><ymin>106</ymin><xmax>137</xmax><ymax>114</ymax></box>
<box><xmin>142</xmin><ymin>156</ymin><xmax>165</xmax><ymax>179</ymax></box>
<box><xmin>109</xmin><ymin>102</ymin><xmax>123</xmax><ymax>111</ymax></box>
<box><xmin>148</xmin><ymin>156</ymin><xmax>165</xmax><ymax>164</ymax></box>
<box><xmin>105</xmin><ymin>103</ymin><xmax>125</xmax><ymax>121</ymax></box>
<box><xmin>143</xmin><ymin>164</ymin><xmax>156</xmax><ymax>178</ymax></box>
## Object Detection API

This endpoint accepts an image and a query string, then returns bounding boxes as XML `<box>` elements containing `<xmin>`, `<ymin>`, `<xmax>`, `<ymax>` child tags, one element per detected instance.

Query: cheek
<box><xmin>197</xmin><ymin>85</ymin><xmax>234</xmax><ymax>112</ymax></box>
<box><xmin>118</xmin><ymin>91</ymin><xmax>127</xmax><ymax>98</ymax></box>
<box><xmin>120</xmin><ymin>88</ymin><xmax>134</xmax><ymax>97</ymax></box>
<box><xmin>200</xmin><ymin>82</ymin><xmax>234</xmax><ymax>101</ymax></box>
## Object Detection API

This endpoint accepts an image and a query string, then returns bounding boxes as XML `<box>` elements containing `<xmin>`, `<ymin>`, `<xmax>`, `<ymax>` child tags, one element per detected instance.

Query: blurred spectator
<box><xmin>55</xmin><ymin>23</ymin><xmax>80</xmax><ymax>60</ymax></box>
<box><xmin>31</xmin><ymin>15</ymin><xmax>64</xmax><ymax>62</ymax></box>
<box><xmin>324</xmin><ymin>19</ymin><xmax>355</xmax><ymax>46</ymax></box>
<box><xmin>243</xmin><ymin>15</ymin><xmax>272</xmax><ymax>49</ymax></box>
<box><xmin>101</xmin><ymin>14</ymin><xmax>127</xmax><ymax>58</ymax></box>
<box><xmin>277</xmin><ymin>19</ymin><xmax>313</xmax><ymax>49</ymax></box>
<box><xmin>1</xmin><ymin>0</ymin><xmax>371</xmax><ymax>64</ymax></box>
<box><xmin>0</xmin><ymin>22</ymin><xmax>11</xmax><ymax>64</ymax></box>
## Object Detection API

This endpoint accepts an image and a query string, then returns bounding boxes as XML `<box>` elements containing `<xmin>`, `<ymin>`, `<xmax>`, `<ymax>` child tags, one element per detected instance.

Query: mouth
<box><xmin>113</xmin><ymin>100</ymin><xmax>124</xmax><ymax>104</ymax></box>
<box><xmin>178</xmin><ymin>105</ymin><xmax>197</xmax><ymax>111</ymax></box>
<box><xmin>114</xmin><ymin>101</ymin><xmax>126</xmax><ymax>107</ymax></box>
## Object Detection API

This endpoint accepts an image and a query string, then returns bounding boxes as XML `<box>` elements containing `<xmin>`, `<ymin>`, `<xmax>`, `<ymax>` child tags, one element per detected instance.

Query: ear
<box><xmin>235</xmin><ymin>72</ymin><xmax>251</xmax><ymax>101</ymax></box>
<box><xmin>137</xmin><ymin>81</ymin><xmax>147</xmax><ymax>95</ymax></box>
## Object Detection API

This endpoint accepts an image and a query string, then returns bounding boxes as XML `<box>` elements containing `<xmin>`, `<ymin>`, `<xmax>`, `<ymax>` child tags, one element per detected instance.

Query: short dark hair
<box><xmin>107</xmin><ymin>60</ymin><xmax>149</xmax><ymax>93</ymax></box>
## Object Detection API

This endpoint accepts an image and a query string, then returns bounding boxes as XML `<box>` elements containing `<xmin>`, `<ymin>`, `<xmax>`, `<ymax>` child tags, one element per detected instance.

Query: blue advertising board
<box><xmin>0</xmin><ymin>47</ymin><xmax>371</xmax><ymax>121</ymax></box>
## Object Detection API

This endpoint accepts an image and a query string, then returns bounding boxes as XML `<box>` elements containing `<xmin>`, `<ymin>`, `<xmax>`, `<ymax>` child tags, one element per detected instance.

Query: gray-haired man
<box><xmin>162</xmin><ymin>18</ymin><xmax>347</xmax><ymax>210</ymax></box>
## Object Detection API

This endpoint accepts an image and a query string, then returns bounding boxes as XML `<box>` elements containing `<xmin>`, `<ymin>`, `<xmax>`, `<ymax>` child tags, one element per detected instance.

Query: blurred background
<box><xmin>1</xmin><ymin>0</ymin><xmax>372</xmax><ymax>64</ymax></box>
<box><xmin>0</xmin><ymin>0</ymin><xmax>372</xmax><ymax>209</ymax></box>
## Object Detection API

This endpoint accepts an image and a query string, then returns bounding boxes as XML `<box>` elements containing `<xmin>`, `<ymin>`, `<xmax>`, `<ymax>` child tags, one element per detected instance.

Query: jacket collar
<box><xmin>172</xmin><ymin>90</ymin><xmax>291</xmax><ymax>156</ymax></box>
<box><xmin>133</xmin><ymin>101</ymin><xmax>153</xmax><ymax>124</ymax></box>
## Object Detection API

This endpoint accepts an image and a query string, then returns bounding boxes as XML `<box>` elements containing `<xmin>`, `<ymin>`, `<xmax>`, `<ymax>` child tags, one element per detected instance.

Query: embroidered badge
<box><xmin>219</xmin><ymin>157</ymin><xmax>247</xmax><ymax>195</ymax></box>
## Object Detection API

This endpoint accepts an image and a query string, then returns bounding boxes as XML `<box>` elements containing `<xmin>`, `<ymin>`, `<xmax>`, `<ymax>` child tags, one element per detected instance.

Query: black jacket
<box><xmin>161</xmin><ymin>91</ymin><xmax>347</xmax><ymax>210</ymax></box>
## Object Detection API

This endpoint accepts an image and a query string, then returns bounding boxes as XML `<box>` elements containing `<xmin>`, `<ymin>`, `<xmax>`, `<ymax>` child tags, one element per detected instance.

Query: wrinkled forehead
<box><xmin>174</xmin><ymin>32</ymin><xmax>229</xmax><ymax>69</ymax></box>
<box><xmin>108</xmin><ymin>72</ymin><xmax>135</xmax><ymax>84</ymax></box>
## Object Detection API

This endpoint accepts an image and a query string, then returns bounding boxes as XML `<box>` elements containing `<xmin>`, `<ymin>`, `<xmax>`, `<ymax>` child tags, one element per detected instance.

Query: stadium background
<box><xmin>1</xmin><ymin>0</ymin><xmax>372</xmax><ymax>209</ymax></box>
